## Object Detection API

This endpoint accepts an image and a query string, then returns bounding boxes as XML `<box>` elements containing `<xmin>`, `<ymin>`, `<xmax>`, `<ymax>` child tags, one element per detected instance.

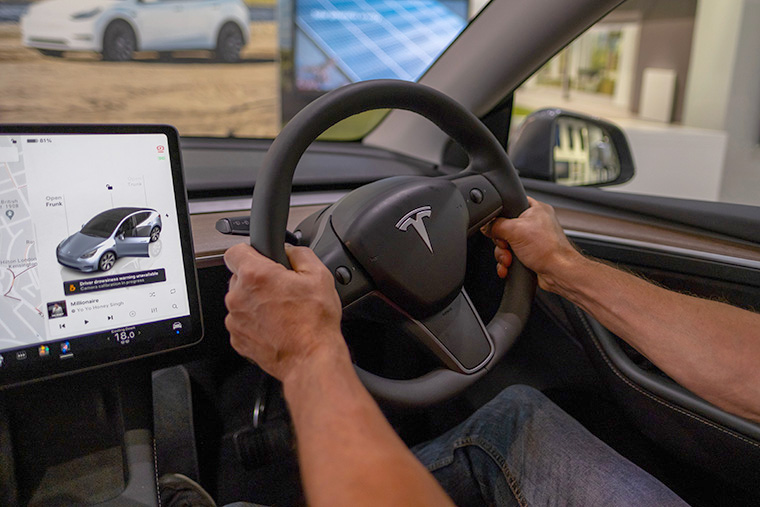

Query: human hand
<box><xmin>224</xmin><ymin>243</ymin><xmax>348</xmax><ymax>382</ymax></box>
<box><xmin>481</xmin><ymin>197</ymin><xmax>582</xmax><ymax>291</ymax></box>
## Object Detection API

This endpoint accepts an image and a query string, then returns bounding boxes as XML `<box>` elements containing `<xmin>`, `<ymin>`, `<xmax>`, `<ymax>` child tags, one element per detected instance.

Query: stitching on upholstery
<box><xmin>154</xmin><ymin>436</ymin><xmax>162</xmax><ymax>506</ymax></box>
<box><xmin>453</xmin><ymin>436</ymin><xmax>529</xmax><ymax>507</ymax></box>
<box><xmin>425</xmin><ymin>454</ymin><xmax>455</xmax><ymax>471</ymax></box>
<box><xmin>574</xmin><ymin>306</ymin><xmax>760</xmax><ymax>450</ymax></box>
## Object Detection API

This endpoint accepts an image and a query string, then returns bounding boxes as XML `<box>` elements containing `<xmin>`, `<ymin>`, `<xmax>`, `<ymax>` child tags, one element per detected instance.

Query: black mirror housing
<box><xmin>509</xmin><ymin>108</ymin><xmax>635</xmax><ymax>187</ymax></box>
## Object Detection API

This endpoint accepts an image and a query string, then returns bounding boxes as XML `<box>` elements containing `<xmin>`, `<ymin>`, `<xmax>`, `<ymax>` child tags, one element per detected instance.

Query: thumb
<box><xmin>489</xmin><ymin>216</ymin><xmax>519</xmax><ymax>243</ymax></box>
<box><xmin>284</xmin><ymin>244</ymin><xmax>327</xmax><ymax>274</ymax></box>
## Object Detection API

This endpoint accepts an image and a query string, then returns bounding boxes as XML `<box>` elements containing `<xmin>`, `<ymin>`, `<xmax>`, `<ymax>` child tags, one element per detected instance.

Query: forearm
<box><xmin>282</xmin><ymin>337</ymin><xmax>453</xmax><ymax>507</ymax></box>
<box><xmin>548</xmin><ymin>254</ymin><xmax>760</xmax><ymax>422</ymax></box>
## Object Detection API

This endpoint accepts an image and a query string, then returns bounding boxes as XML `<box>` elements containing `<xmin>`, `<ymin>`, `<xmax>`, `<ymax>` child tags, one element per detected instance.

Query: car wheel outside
<box><xmin>150</xmin><ymin>226</ymin><xmax>161</xmax><ymax>242</ymax></box>
<box><xmin>103</xmin><ymin>21</ymin><xmax>136</xmax><ymax>62</ymax></box>
<box><xmin>99</xmin><ymin>251</ymin><xmax>116</xmax><ymax>271</ymax></box>
<box><xmin>215</xmin><ymin>23</ymin><xmax>243</xmax><ymax>63</ymax></box>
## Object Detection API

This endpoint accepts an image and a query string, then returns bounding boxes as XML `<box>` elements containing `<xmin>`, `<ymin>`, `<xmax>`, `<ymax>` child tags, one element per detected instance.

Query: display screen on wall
<box><xmin>294</xmin><ymin>0</ymin><xmax>468</xmax><ymax>92</ymax></box>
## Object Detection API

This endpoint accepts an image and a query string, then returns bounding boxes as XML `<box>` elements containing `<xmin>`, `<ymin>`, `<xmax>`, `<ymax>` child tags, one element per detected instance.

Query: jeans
<box><xmin>412</xmin><ymin>385</ymin><xmax>688</xmax><ymax>506</ymax></box>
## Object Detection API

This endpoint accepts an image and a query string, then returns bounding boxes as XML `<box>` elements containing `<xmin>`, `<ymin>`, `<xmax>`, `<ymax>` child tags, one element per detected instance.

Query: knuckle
<box><xmin>224</xmin><ymin>312</ymin><xmax>238</xmax><ymax>333</ymax></box>
<box><xmin>294</xmin><ymin>245</ymin><xmax>313</xmax><ymax>258</ymax></box>
<box><xmin>224</xmin><ymin>290</ymin><xmax>240</xmax><ymax>311</ymax></box>
<box><xmin>318</xmin><ymin>266</ymin><xmax>335</xmax><ymax>285</ymax></box>
<box><xmin>237</xmin><ymin>264</ymin><xmax>259</xmax><ymax>284</ymax></box>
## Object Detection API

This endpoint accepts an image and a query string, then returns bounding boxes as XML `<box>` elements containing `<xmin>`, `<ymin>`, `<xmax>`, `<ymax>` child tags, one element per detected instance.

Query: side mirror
<box><xmin>509</xmin><ymin>109</ymin><xmax>634</xmax><ymax>187</ymax></box>
<box><xmin>117</xmin><ymin>233</ymin><xmax>125</xmax><ymax>241</ymax></box>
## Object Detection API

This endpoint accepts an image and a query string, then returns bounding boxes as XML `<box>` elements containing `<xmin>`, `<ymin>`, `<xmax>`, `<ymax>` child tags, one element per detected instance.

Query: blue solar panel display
<box><xmin>295</xmin><ymin>0</ymin><xmax>467</xmax><ymax>91</ymax></box>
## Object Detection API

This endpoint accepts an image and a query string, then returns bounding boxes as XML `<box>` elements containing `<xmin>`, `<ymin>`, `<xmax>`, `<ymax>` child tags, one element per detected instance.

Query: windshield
<box><xmin>1</xmin><ymin>0</ymin><xmax>486</xmax><ymax>140</ymax></box>
<box><xmin>80</xmin><ymin>218</ymin><xmax>118</xmax><ymax>238</ymax></box>
<box><xmin>80</xmin><ymin>209</ymin><xmax>133</xmax><ymax>238</ymax></box>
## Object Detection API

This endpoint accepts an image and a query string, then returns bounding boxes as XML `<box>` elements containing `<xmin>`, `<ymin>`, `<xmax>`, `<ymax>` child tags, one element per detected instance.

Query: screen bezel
<box><xmin>0</xmin><ymin>124</ymin><xmax>203</xmax><ymax>388</ymax></box>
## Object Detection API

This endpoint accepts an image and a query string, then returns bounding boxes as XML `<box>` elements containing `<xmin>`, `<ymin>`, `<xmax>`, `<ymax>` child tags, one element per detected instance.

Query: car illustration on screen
<box><xmin>20</xmin><ymin>0</ymin><xmax>250</xmax><ymax>63</ymax></box>
<box><xmin>57</xmin><ymin>207</ymin><xmax>162</xmax><ymax>272</ymax></box>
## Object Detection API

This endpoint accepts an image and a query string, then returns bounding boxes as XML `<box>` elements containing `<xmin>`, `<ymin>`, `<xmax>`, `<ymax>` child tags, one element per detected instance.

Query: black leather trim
<box><xmin>572</xmin><ymin>305</ymin><xmax>760</xmax><ymax>442</ymax></box>
<box><xmin>557</xmin><ymin>296</ymin><xmax>760</xmax><ymax>491</ymax></box>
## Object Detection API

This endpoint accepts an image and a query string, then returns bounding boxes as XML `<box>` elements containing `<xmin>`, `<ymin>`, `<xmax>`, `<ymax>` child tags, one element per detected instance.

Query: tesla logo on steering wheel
<box><xmin>396</xmin><ymin>206</ymin><xmax>433</xmax><ymax>254</ymax></box>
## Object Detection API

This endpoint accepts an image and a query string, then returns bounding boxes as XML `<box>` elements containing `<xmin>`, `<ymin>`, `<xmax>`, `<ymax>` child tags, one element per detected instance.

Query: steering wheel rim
<box><xmin>251</xmin><ymin>79</ymin><xmax>536</xmax><ymax>407</ymax></box>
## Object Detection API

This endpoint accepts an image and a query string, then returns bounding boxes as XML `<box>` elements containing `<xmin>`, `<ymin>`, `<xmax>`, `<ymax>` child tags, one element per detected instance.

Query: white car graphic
<box><xmin>20</xmin><ymin>0</ymin><xmax>250</xmax><ymax>62</ymax></box>
<box><xmin>56</xmin><ymin>207</ymin><xmax>162</xmax><ymax>272</ymax></box>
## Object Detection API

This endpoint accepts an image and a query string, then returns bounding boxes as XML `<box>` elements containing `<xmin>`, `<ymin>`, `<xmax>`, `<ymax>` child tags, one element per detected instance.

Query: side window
<box><xmin>512</xmin><ymin>0</ymin><xmax>760</xmax><ymax>207</ymax></box>
<box><xmin>135</xmin><ymin>213</ymin><xmax>152</xmax><ymax>237</ymax></box>
<box><xmin>135</xmin><ymin>212</ymin><xmax>150</xmax><ymax>225</ymax></box>
<box><xmin>119</xmin><ymin>216</ymin><xmax>139</xmax><ymax>238</ymax></box>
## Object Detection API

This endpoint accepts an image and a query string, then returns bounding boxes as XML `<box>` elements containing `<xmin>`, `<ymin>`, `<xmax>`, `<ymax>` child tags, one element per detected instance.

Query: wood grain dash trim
<box><xmin>554</xmin><ymin>207</ymin><xmax>760</xmax><ymax>263</ymax></box>
<box><xmin>191</xmin><ymin>205</ymin><xmax>327</xmax><ymax>267</ymax></box>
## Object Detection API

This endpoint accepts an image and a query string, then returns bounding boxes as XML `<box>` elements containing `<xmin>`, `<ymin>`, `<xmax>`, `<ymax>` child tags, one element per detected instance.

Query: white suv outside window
<box><xmin>21</xmin><ymin>0</ymin><xmax>251</xmax><ymax>62</ymax></box>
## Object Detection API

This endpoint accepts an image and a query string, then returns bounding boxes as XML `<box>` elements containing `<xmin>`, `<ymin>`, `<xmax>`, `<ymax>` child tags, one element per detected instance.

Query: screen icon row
<box><xmin>0</xmin><ymin>341</ymin><xmax>72</xmax><ymax>369</ymax></box>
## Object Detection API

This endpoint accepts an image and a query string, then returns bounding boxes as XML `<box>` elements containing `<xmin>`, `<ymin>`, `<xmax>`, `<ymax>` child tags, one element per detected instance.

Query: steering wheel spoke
<box><xmin>344</xmin><ymin>288</ymin><xmax>492</xmax><ymax>374</ymax></box>
<box><xmin>405</xmin><ymin>288</ymin><xmax>493</xmax><ymax>373</ymax></box>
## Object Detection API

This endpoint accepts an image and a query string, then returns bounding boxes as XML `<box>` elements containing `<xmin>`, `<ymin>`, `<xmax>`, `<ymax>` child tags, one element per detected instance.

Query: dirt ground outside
<box><xmin>0</xmin><ymin>22</ymin><xmax>281</xmax><ymax>138</ymax></box>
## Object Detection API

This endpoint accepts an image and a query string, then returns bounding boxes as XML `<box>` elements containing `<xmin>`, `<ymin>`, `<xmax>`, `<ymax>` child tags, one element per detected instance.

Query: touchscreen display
<box><xmin>0</xmin><ymin>126</ymin><xmax>202</xmax><ymax>386</ymax></box>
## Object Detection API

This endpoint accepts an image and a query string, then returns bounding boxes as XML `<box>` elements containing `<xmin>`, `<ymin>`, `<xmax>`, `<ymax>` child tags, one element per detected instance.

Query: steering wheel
<box><xmin>250</xmin><ymin>80</ymin><xmax>535</xmax><ymax>407</ymax></box>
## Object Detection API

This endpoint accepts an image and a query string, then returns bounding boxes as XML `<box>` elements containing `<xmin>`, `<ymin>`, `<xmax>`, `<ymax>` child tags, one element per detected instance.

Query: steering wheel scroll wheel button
<box><xmin>453</xmin><ymin>175</ymin><xmax>502</xmax><ymax>231</ymax></box>
<box><xmin>331</xmin><ymin>177</ymin><xmax>468</xmax><ymax>319</ymax></box>
<box><xmin>335</xmin><ymin>266</ymin><xmax>352</xmax><ymax>285</ymax></box>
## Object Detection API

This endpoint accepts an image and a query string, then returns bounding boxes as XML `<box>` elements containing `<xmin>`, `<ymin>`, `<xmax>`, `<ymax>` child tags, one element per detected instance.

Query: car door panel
<box><xmin>136</xmin><ymin>0</ymin><xmax>193</xmax><ymax>50</ymax></box>
<box><xmin>517</xmin><ymin>179</ymin><xmax>760</xmax><ymax>501</ymax></box>
<box><xmin>524</xmin><ymin>179</ymin><xmax>760</xmax><ymax>244</ymax></box>
<box><xmin>552</xmin><ymin>208</ymin><xmax>760</xmax><ymax>265</ymax></box>
<box><xmin>116</xmin><ymin>217</ymin><xmax>150</xmax><ymax>258</ymax></box>
<box><xmin>184</xmin><ymin>0</ymin><xmax>220</xmax><ymax>48</ymax></box>
<box><xmin>552</xmin><ymin>207</ymin><xmax>760</xmax><ymax>300</ymax></box>
<box><xmin>556</xmin><ymin>301</ymin><xmax>760</xmax><ymax>499</ymax></box>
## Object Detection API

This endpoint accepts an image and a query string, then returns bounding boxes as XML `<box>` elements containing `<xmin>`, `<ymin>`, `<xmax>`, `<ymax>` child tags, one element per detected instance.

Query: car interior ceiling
<box><xmin>3</xmin><ymin>1</ymin><xmax>760</xmax><ymax>506</ymax></box>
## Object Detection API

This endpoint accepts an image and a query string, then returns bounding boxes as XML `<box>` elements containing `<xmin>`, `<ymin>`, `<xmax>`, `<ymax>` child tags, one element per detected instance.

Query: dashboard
<box><xmin>4</xmin><ymin>124</ymin><xmax>759</xmax><ymax>392</ymax></box>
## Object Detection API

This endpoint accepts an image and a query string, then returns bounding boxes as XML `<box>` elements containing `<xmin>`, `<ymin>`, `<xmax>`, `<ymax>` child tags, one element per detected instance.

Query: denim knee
<box><xmin>414</xmin><ymin>384</ymin><xmax>687</xmax><ymax>507</ymax></box>
<box><xmin>411</xmin><ymin>385</ymin><xmax>548</xmax><ymax>506</ymax></box>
